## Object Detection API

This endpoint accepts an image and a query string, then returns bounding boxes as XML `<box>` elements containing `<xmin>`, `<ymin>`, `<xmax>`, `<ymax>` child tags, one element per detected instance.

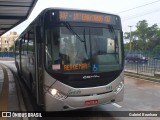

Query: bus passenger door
<box><xmin>19</xmin><ymin>39</ymin><xmax>22</xmax><ymax>75</ymax></box>
<box><xmin>35</xmin><ymin>26</ymin><xmax>44</xmax><ymax>106</ymax></box>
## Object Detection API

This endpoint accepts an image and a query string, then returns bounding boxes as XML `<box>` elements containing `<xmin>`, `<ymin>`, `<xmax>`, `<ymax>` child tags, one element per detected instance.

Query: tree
<box><xmin>9</xmin><ymin>45</ymin><xmax>14</xmax><ymax>52</ymax></box>
<box><xmin>136</xmin><ymin>20</ymin><xmax>148</xmax><ymax>41</ymax></box>
<box><xmin>153</xmin><ymin>45</ymin><xmax>160</xmax><ymax>56</ymax></box>
<box><xmin>124</xmin><ymin>20</ymin><xmax>160</xmax><ymax>52</ymax></box>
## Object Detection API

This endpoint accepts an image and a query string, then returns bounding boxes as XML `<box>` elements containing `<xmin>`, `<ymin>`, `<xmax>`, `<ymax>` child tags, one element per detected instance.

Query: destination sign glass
<box><xmin>59</xmin><ymin>11</ymin><xmax>117</xmax><ymax>25</ymax></box>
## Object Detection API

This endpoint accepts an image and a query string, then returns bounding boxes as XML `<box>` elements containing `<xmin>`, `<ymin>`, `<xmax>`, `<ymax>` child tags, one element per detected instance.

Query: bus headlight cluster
<box><xmin>49</xmin><ymin>88</ymin><xmax>67</xmax><ymax>101</ymax></box>
<box><xmin>114</xmin><ymin>81</ymin><xmax>123</xmax><ymax>93</ymax></box>
<box><xmin>50</xmin><ymin>89</ymin><xmax>57</xmax><ymax>95</ymax></box>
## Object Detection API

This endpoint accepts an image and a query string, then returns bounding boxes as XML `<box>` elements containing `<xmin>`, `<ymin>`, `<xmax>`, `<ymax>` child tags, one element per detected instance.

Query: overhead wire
<box><xmin>117</xmin><ymin>0</ymin><xmax>160</xmax><ymax>14</ymax></box>
<box><xmin>122</xmin><ymin>7</ymin><xmax>160</xmax><ymax>20</ymax></box>
<box><xmin>116</xmin><ymin>0</ymin><xmax>160</xmax><ymax>21</ymax></box>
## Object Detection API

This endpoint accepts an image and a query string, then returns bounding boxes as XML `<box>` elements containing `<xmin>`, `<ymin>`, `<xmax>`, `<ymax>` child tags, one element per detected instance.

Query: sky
<box><xmin>5</xmin><ymin>0</ymin><xmax>160</xmax><ymax>42</ymax></box>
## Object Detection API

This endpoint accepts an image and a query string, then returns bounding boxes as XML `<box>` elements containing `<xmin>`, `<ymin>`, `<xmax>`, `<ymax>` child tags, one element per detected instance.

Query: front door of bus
<box><xmin>36</xmin><ymin>41</ymin><xmax>44</xmax><ymax>106</ymax></box>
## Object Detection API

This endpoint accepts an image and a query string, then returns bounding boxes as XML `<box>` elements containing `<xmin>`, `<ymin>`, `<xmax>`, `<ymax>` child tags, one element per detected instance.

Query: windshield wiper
<box><xmin>83</xmin><ymin>28</ymin><xmax>88</xmax><ymax>55</ymax></box>
<box><xmin>63</xmin><ymin>22</ymin><xmax>89</xmax><ymax>59</ymax></box>
<box><xmin>63</xmin><ymin>22</ymin><xmax>85</xmax><ymax>42</ymax></box>
<box><xmin>108</xmin><ymin>25</ymin><xmax>116</xmax><ymax>38</ymax></box>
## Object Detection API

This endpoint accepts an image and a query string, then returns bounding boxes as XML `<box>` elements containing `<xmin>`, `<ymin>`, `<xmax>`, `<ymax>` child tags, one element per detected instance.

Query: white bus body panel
<box><xmin>44</xmin><ymin>71</ymin><xmax>124</xmax><ymax>111</ymax></box>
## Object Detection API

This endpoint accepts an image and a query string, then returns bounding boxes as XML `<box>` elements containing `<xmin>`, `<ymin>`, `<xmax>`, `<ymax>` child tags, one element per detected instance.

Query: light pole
<box><xmin>128</xmin><ymin>26</ymin><xmax>132</xmax><ymax>52</ymax></box>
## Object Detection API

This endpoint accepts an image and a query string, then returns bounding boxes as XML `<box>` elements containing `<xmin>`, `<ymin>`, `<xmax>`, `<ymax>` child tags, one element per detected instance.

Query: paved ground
<box><xmin>0</xmin><ymin>60</ymin><xmax>160</xmax><ymax>120</ymax></box>
<box><xmin>0</xmin><ymin>61</ymin><xmax>27</xmax><ymax>120</ymax></box>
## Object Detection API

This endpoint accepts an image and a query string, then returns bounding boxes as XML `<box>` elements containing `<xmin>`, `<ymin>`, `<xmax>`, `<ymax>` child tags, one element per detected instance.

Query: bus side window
<box><xmin>28</xmin><ymin>29</ymin><xmax>35</xmax><ymax>65</ymax></box>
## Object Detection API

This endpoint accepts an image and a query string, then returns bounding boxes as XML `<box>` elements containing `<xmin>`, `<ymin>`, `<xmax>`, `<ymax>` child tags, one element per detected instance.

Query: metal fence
<box><xmin>125</xmin><ymin>51</ymin><xmax>160</xmax><ymax>76</ymax></box>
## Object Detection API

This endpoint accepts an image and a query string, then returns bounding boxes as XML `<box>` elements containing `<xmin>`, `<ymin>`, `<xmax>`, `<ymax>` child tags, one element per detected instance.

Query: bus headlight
<box><xmin>49</xmin><ymin>88</ymin><xmax>67</xmax><ymax>101</ymax></box>
<box><xmin>114</xmin><ymin>81</ymin><xmax>123</xmax><ymax>93</ymax></box>
<box><xmin>51</xmin><ymin>89</ymin><xmax>57</xmax><ymax>95</ymax></box>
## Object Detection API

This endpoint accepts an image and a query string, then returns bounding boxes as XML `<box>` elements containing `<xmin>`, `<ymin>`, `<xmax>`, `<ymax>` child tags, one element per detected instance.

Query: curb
<box><xmin>125</xmin><ymin>72</ymin><xmax>160</xmax><ymax>83</ymax></box>
<box><xmin>0</xmin><ymin>63</ymin><xmax>29</xmax><ymax>120</ymax></box>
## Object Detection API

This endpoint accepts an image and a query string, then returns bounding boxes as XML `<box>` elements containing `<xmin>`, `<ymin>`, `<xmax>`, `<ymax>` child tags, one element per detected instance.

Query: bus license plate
<box><xmin>85</xmin><ymin>100</ymin><xmax>98</xmax><ymax>105</ymax></box>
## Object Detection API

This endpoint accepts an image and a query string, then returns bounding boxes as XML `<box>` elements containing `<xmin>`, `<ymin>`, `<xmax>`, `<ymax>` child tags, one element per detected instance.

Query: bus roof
<box><xmin>17</xmin><ymin>7</ymin><xmax>122</xmax><ymax>39</ymax></box>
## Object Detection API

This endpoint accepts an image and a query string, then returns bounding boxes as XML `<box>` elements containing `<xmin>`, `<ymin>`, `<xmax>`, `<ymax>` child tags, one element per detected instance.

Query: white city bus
<box><xmin>15</xmin><ymin>8</ymin><xmax>124</xmax><ymax>111</ymax></box>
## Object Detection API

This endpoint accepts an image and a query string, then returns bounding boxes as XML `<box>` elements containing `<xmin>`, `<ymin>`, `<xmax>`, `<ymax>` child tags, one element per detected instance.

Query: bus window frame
<box><xmin>44</xmin><ymin>23</ymin><xmax>123</xmax><ymax>74</ymax></box>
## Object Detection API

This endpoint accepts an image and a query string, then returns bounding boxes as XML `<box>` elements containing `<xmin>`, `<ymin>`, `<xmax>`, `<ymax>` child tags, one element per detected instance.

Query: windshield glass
<box><xmin>45</xmin><ymin>26</ymin><xmax>123</xmax><ymax>73</ymax></box>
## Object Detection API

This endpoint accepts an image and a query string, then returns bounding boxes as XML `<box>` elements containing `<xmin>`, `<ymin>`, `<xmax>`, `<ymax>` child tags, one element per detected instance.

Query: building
<box><xmin>0</xmin><ymin>32</ymin><xmax>18</xmax><ymax>51</ymax></box>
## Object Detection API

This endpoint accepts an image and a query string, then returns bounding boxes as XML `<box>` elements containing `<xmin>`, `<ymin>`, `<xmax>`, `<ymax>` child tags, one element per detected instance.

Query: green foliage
<box><xmin>153</xmin><ymin>45</ymin><xmax>160</xmax><ymax>55</ymax></box>
<box><xmin>9</xmin><ymin>45</ymin><xmax>14</xmax><ymax>51</ymax></box>
<box><xmin>124</xmin><ymin>20</ymin><xmax>160</xmax><ymax>53</ymax></box>
<box><xmin>124</xmin><ymin>42</ymin><xmax>130</xmax><ymax>50</ymax></box>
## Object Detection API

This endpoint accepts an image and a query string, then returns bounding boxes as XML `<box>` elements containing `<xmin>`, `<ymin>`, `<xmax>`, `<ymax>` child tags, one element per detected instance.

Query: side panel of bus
<box><xmin>15</xmin><ymin>26</ymin><xmax>37</xmax><ymax>99</ymax></box>
<box><xmin>15</xmin><ymin>25</ymin><xmax>44</xmax><ymax>106</ymax></box>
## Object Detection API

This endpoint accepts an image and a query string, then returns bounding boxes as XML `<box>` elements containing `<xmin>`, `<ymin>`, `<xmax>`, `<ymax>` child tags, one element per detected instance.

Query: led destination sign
<box><xmin>59</xmin><ymin>11</ymin><xmax>117</xmax><ymax>25</ymax></box>
<box><xmin>63</xmin><ymin>63</ymin><xmax>89</xmax><ymax>71</ymax></box>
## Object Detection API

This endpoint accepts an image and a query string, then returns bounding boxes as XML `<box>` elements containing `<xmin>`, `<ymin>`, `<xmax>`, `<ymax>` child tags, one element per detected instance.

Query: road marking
<box><xmin>111</xmin><ymin>103</ymin><xmax>122</xmax><ymax>108</ymax></box>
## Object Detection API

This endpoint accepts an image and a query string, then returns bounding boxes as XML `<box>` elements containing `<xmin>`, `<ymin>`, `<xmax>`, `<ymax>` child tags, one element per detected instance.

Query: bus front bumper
<box><xmin>44</xmin><ymin>85</ymin><xmax>124</xmax><ymax>111</ymax></box>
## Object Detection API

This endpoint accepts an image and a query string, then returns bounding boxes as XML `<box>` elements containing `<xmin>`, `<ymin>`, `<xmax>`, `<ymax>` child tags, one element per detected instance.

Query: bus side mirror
<box><xmin>36</xmin><ymin>26</ymin><xmax>42</xmax><ymax>43</ymax></box>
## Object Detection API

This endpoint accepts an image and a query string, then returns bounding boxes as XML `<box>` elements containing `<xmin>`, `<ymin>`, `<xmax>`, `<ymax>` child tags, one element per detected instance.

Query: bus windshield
<box><xmin>45</xmin><ymin>26</ymin><xmax>123</xmax><ymax>73</ymax></box>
